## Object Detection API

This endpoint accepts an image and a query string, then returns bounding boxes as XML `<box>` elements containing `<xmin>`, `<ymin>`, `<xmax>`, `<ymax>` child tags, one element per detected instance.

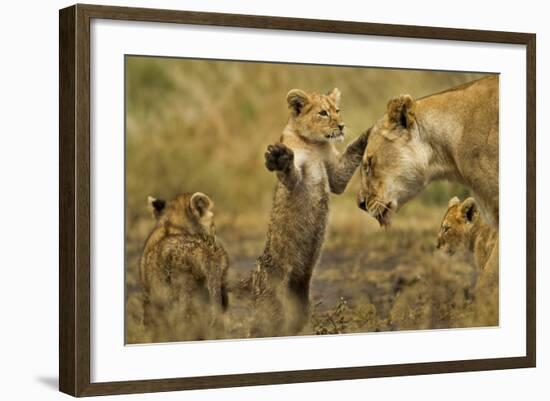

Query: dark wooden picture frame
<box><xmin>59</xmin><ymin>3</ymin><xmax>536</xmax><ymax>397</ymax></box>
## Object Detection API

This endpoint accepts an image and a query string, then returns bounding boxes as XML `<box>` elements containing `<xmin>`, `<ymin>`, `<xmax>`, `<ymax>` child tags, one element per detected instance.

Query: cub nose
<box><xmin>358</xmin><ymin>198</ymin><xmax>367</xmax><ymax>211</ymax></box>
<box><xmin>436</xmin><ymin>239</ymin><xmax>441</xmax><ymax>249</ymax></box>
<box><xmin>338</xmin><ymin>124</ymin><xmax>345</xmax><ymax>131</ymax></box>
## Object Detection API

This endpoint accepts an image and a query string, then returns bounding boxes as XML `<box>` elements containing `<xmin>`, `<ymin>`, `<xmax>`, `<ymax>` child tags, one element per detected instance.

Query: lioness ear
<box><xmin>328</xmin><ymin>88</ymin><xmax>342</xmax><ymax>108</ymax></box>
<box><xmin>190</xmin><ymin>192</ymin><xmax>213</xmax><ymax>218</ymax></box>
<box><xmin>286</xmin><ymin>89</ymin><xmax>310</xmax><ymax>115</ymax></box>
<box><xmin>387</xmin><ymin>94</ymin><xmax>416</xmax><ymax>129</ymax></box>
<box><xmin>448</xmin><ymin>196</ymin><xmax>460</xmax><ymax>208</ymax></box>
<box><xmin>461</xmin><ymin>197</ymin><xmax>478</xmax><ymax>223</ymax></box>
<box><xmin>147</xmin><ymin>196</ymin><xmax>166</xmax><ymax>219</ymax></box>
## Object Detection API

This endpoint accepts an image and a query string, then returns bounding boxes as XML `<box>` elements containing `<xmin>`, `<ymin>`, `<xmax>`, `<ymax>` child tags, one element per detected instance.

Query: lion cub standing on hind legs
<box><xmin>437</xmin><ymin>196</ymin><xmax>499</xmax><ymax>326</ymax></box>
<box><xmin>251</xmin><ymin>88</ymin><xmax>369</xmax><ymax>337</ymax></box>
<box><xmin>140</xmin><ymin>192</ymin><xmax>229</xmax><ymax>342</ymax></box>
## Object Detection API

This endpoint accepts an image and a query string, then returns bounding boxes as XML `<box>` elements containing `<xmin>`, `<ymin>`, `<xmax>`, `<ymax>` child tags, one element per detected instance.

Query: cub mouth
<box><xmin>325</xmin><ymin>131</ymin><xmax>344</xmax><ymax>142</ymax></box>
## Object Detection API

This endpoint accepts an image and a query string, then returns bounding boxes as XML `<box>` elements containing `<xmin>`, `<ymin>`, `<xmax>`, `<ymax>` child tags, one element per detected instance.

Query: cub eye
<box><xmin>443</xmin><ymin>225</ymin><xmax>450</xmax><ymax>233</ymax></box>
<box><xmin>319</xmin><ymin>110</ymin><xmax>329</xmax><ymax>117</ymax></box>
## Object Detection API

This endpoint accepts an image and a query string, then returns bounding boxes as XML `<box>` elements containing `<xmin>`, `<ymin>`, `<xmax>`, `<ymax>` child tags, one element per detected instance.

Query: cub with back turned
<box><xmin>140</xmin><ymin>192</ymin><xmax>229</xmax><ymax>341</ymax></box>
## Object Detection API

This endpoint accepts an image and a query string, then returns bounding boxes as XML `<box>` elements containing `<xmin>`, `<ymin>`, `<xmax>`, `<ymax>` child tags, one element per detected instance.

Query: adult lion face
<box><xmin>357</xmin><ymin>95</ymin><xmax>430</xmax><ymax>226</ymax></box>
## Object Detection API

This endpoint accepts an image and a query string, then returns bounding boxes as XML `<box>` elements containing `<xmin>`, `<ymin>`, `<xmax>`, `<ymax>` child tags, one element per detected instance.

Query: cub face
<box><xmin>286</xmin><ymin>88</ymin><xmax>345</xmax><ymax>143</ymax></box>
<box><xmin>437</xmin><ymin>196</ymin><xmax>479</xmax><ymax>255</ymax></box>
<box><xmin>147</xmin><ymin>192</ymin><xmax>215</xmax><ymax>236</ymax></box>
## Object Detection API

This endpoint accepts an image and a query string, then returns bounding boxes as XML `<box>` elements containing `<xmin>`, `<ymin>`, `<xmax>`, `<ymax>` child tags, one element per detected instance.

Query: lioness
<box><xmin>140</xmin><ymin>193</ymin><xmax>229</xmax><ymax>341</ymax></box>
<box><xmin>357</xmin><ymin>76</ymin><xmax>499</xmax><ymax>227</ymax></box>
<box><xmin>252</xmin><ymin>88</ymin><xmax>369</xmax><ymax>337</ymax></box>
<box><xmin>437</xmin><ymin>196</ymin><xmax>499</xmax><ymax>326</ymax></box>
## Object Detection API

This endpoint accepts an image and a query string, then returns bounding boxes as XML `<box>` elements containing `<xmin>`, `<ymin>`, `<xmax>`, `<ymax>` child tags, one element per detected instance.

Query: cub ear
<box><xmin>461</xmin><ymin>197</ymin><xmax>478</xmax><ymax>223</ymax></box>
<box><xmin>190</xmin><ymin>192</ymin><xmax>213</xmax><ymax>218</ymax></box>
<box><xmin>147</xmin><ymin>196</ymin><xmax>166</xmax><ymax>219</ymax></box>
<box><xmin>286</xmin><ymin>89</ymin><xmax>310</xmax><ymax>115</ymax></box>
<box><xmin>387</xmin><ymin>94</ymin><xmax>416</xmax><ymax>129</ymax></box>
<box><xmin>328</xmin><ymin>88</ymin><xmax>342</xmax><ymax>108</ymax></box>
<box><xmin>448</xmin><ymin>196</ymin><xmax>461</xmax><ymax>208</ymax></box>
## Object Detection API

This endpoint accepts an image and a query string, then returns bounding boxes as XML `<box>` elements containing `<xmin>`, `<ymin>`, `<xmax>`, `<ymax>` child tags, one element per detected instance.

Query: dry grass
<box><xmin>124</xmin><ymin>56</ymin><xmax>495</xmax><ymax>344</ymax></box>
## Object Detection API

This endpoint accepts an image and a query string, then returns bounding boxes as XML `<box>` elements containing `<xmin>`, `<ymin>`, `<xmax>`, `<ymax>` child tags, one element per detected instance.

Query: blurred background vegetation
<box><xmin>125</xmin><ymin>56</ymin><xmax>492</xmax><ymax>343</ymax></box>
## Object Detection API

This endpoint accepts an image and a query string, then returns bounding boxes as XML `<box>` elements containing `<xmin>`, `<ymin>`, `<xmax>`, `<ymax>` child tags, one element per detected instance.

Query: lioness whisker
<box><xmin>373</xmin><ymin>199</ymin><xmax>390</xmax><ymax>212</ymax></box>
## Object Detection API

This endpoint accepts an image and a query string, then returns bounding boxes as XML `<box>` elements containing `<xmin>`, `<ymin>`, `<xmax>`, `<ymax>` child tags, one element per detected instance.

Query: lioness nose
<box><xmin>358</xmin><ymin>198</ymin><xmax>367</xmax><ymax>211</ymax></box>
<box><xmin>338</xmin><ymin>124</ymin><xmax>345</xmax><ymax>131</ymax></box>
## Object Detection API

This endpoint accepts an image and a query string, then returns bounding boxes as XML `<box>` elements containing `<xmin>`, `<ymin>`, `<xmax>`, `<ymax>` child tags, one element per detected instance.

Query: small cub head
<box><xmin>286</xmin><ymin>88</ymin><xmax>345</xmax><ymax>143</ymax></box>
<box><xmin>147</xmin><ymin>192</ymin><xmax>215</xmax><ymax>236</ymax></box>
<box><xmin>437</xmin><ymin>197</ymin><xmax>479</xmax><ymax>255</ymax></box>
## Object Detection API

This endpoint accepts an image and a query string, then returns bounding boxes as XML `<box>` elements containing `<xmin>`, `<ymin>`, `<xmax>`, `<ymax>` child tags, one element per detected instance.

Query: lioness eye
<box><xmin>319</xmin><ymin>110</ymin><xmax>328</xmax><ymax>117</ymax></box>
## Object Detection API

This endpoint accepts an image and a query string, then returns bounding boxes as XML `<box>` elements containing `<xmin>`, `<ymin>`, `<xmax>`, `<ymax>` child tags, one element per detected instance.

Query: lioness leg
<box><xmin>473</xmin><ymin>242</ymin><xmax>499</xmax><ymax>326</ymax></box>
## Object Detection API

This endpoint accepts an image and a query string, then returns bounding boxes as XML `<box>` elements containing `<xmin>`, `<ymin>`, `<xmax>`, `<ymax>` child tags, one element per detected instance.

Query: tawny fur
<box><xmin>437</xmin><ymin>197</ymin><xmax>499</xmax><ymax>326</ymax></box>
<box><xmin>251</xmin><ymin>88</ymin><xmax>369</xmax><ymax>337</ymax></box>
<box><xmin>437</xmin><ymin>197</ymin><xmax>498</xmax><ymax>271</ymax></box>
<box><xmin>140</xmin><ymin>193</ymin><xmax>229</xmax><ymax>341</ymax></box>
<box><xmin>358</xmin><ymin>76</ymin><xmax>499</xmax><ymax>228</ymax></box>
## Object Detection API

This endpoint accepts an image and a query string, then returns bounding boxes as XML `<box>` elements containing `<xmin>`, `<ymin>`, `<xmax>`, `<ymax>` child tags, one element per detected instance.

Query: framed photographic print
<box><xmin>59</xmin><ymin>3</ymin><xmax>536</xmax><ymax>397</ymax></box>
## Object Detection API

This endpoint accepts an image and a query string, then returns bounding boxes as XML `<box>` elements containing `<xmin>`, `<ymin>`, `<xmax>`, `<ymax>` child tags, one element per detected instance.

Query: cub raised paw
<box><xmin>265</xmin><ymin>143</ymin><xmax>294</xmax><ymax>172</ymax></box>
